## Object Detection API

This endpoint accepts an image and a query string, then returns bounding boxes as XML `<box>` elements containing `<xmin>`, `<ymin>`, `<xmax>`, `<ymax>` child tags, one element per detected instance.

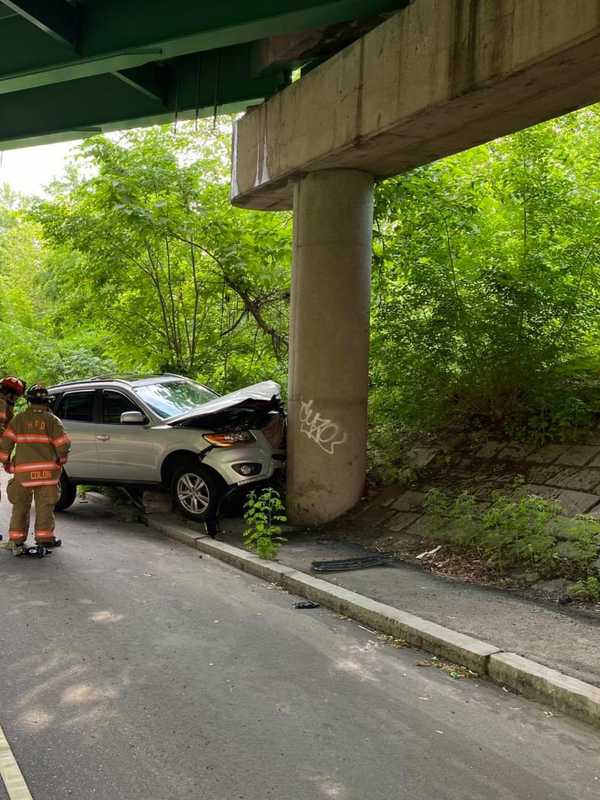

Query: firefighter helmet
<box><xmin>1</xmin><ymin>376</ymin><xmax>26</xmax><ymax>397</ymax></box>
<box><xmin>26</xmin><ymin>384</ymin><xmax>51</xmax><ymax>405</ymax></box>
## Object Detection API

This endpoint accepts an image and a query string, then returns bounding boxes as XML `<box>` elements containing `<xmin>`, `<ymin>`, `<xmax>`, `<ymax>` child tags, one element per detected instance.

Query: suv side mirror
<box><xmin>120</xmin><ymin>411</ymin><xmax>146</xmax><ymax>425</ymax></box>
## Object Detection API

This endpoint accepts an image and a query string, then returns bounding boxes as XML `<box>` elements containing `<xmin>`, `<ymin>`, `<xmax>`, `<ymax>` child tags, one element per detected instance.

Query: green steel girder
<box><xmin>112</xmin><ymin>63</ymin><xmax>167</xmax><ymax>104</ymax></box>
<box><xmin>1</xmin><ymin>0</ymin><xmax>78</xmax><ymax>48</ymax></box>
<box><xmin>79</xmin><ymin>0</ymin><xmax>408</xmax><ymax>56</ymax></box>
<box><xmin>0</xmin><ymin>1</ymin><xmax>410</xmax><ymax>94</ymax></box>
<box><xmin>0</xmin><ymin>44</ymin><xmax>286</xmax><ymax>149</ymax></box>
<box><xmin>0</xmin><ymin>0</ymin><xmax>413</xmax><ymax>149</ymax></box>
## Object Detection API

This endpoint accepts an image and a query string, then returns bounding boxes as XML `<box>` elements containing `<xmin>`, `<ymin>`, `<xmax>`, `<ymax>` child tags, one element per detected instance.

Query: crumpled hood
<box><xmin>165</xmin><ymin>380</ymin><xmax>282</xmax><ymax>425</ymax></box>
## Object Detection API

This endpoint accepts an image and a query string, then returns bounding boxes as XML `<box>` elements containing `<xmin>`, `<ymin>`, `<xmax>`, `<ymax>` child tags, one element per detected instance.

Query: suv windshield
<box><xmin>134</xmin><ymin>381</ymin><xmax>218</xmax><ymax>419</ymax></box>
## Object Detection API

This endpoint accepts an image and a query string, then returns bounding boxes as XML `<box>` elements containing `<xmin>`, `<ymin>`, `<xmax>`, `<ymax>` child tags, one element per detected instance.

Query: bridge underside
<box><xmin>0</xmin><ymin>0</ymin><xmax>411</xmax><ymax>148</ymax></box>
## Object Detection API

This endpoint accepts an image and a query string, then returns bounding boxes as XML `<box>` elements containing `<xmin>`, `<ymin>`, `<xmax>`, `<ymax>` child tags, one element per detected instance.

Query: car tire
<box><xmin>171</xmin><ymin>464</ymin><xmax>220</xmax><ymax>522</ymax></box>
<box><xmin>55</xmin><ymin>471</ymin><xmax>77</xmax><ymax>512</ymax></box>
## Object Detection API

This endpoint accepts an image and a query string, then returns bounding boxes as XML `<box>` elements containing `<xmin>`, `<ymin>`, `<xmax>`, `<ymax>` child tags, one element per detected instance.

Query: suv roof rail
<box><xmin>53</xmin><ymin>376</ymin><xmax>129</xmax><ymax>388</ymax></box>
<box><xmin>52</xmin><ymin>373</ymin><xmax>189</xmax><ymax>388</ymax></box>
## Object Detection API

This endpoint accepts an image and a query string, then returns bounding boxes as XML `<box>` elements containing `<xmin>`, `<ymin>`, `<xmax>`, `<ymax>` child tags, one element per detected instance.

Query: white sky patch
<box><xmin>0</xmin><ymin>140</ymin><xmax>81</xmax><ymax>197</ymax></box>
<box><xmin>0</xmin><ymin>119</ymin><xmax>236</xmax><ymax>198</ymax></box>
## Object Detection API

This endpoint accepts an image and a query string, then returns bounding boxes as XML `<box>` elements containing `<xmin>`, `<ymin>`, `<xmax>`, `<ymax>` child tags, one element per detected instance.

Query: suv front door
<box><xmin>92</xmin><ymin>389</ymin><xmax>160</xmax><ymax>483</ymax></box>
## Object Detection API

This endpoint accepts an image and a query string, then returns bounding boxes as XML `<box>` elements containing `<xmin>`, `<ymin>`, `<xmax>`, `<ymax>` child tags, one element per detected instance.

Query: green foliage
<box><xmin>424</xmin><ymin>488</ymin><xmax>600</xmax><ymax>580</ymax></box>
<box><xmin>366</xmin><ymin>411</ymin><xmax>418</xmax><ymax>485</ymax></box>
<box><xmin>371</xmin><ymin>109</ymin><xmax>600</xmax><ymax>440</ymax></box>
<box><xmin>568</xmin><ymin>577</ymin><xmax>600</xmax><ymax>602</ymax></box>
<box><xmin>4</xmin><ymin>106</ymin><xmax>600</xmax><ymax>474</ymax></box>
<box><xmin>32</xmin><ymin>122</ymin><xmax>291</xmax><ymax>392</ymax></box>
<box><xmin>0</xmin><ymin>120</ymin><xmax>292</xmax><ymax>392</ymax></box>
<box><xmin>424</xmin><ymin>488</ymin><xmax>482</xmax><ymax>550</ymax></box>
<box><xmin>243</xmin><ymin>488</ymin><xmax>287</xmax><ymax>560</ymax></box>
<box><xmin>481</xmin><ymin>493</ymin><xmax>562</xmax><ymax>573</ymax></box>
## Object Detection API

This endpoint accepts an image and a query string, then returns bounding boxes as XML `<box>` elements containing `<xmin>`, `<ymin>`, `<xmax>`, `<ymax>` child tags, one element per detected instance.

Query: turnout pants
<box><xmin>6</xmin><ymin>479</ymin><xmax>59</xmax><ymax>544</ymax></box>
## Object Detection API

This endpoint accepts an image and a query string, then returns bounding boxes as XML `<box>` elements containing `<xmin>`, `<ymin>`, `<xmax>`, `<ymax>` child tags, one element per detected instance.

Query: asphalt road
<box><xmin>0</xmin><ymin>493</ymin><xmax>599</xmax><ymax>800</ymax></box>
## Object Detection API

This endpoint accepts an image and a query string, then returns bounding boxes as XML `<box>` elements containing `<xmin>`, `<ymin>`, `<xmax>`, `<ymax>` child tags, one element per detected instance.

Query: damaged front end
<box><xmin>166</xmin><ymin>380</ymin><xmax>286</xmax><ymax>452</ymax></box>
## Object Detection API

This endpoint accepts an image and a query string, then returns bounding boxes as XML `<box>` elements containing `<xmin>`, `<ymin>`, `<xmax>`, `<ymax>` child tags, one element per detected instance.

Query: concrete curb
<box><xmin>282</xmin><ymin>571</ymin><xmax>499</xmax><ymax>674</ymax></box>
<box><xmin>489</xmin><ymin>653</ymin><xmax>600</xmax><ymax>729</ymax></box>
<box><xmin>147</xmin><ymin>514</ymin><xmax>600</xmax><ymax>729</ymax></box>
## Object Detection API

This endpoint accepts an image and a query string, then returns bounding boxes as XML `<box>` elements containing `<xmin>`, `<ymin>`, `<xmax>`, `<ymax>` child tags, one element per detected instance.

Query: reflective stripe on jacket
<box><xmin>0</xmin><ymin>406</ymin><xmax>71</xmax><ymax>486</ymax></box>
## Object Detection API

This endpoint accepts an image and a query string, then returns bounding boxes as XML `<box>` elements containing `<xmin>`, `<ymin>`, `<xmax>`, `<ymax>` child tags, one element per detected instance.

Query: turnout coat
<box><xmin>0</xmin><ymin>396</ymin><xmax>14</xmax><ymax>436</ymax></box>
<box><xmin>0</xmin><ymin>406</ymin><xmax>71</xmax><ymax>487</ymax></box>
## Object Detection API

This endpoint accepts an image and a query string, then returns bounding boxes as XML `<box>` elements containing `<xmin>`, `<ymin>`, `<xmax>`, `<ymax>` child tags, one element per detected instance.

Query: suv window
<box><xmin>61</xmin><ymin>391</ymin><xmax>96</xmax><ymax>422</ymax></box>
<box><xmin>102</xmin><ymin>390</ymin><xmax>141</xmax><ymax>424</ymax></box>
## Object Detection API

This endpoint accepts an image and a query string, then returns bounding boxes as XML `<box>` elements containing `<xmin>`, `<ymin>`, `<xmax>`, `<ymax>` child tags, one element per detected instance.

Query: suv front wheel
<box><xmin>171</xmin><ymin>464</ymin><xmax>220</xmax><ymax>522</ymax></box>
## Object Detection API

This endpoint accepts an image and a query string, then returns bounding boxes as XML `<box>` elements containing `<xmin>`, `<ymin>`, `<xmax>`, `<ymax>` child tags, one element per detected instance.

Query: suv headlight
<box><xmin>203</xmin><ymin>431</ymin><xmax>256</xmax><ymax>447</ymax></box>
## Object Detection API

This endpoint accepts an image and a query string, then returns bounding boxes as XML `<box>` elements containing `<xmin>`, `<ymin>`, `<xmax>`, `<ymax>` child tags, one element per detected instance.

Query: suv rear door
<box><xmin>55</xmin><ymin>390</ymin><xmax>100</xmax><ymax>480</ymax></box>
<box><xmin>91</xmin><ymin>389</ymin><xmax>161</xmax><ymax>483</ymax></box>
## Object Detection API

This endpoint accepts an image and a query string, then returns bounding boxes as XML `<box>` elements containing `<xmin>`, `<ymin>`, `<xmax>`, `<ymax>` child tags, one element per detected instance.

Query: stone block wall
<box><xmin>361</xmin><ymin>441</ymin><xmax>600</xmax><ymax>539</ymax></box>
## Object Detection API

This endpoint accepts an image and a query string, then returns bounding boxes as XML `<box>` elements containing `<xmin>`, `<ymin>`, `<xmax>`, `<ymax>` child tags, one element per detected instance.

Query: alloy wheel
<box><xmin>176</xmin><ymin>472</ymin><xmax>211</xmax><ymax>516</ymax></box>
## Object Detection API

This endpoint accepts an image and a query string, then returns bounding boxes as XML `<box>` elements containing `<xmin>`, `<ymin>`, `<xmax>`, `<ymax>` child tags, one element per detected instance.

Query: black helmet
<box><xmin>26</xmin><ymin>384</ymin><xmax>51</xmax><ymax>405</ymax></box>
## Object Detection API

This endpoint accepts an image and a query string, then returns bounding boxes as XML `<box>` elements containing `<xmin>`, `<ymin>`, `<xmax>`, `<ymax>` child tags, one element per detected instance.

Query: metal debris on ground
<box><xmin>358</xmin><ymin>624</ymin><xmax>377</xmax><ymax>634</ymax></box>
<box><xmin>311</xmin><ymin>554</ymin><xmax>393</xmax><ymax>573</ymax></box>
<box><xmin>294</xmin><ymin>600</ymin><xmax>320</xmax><ymax>609</ymax></box>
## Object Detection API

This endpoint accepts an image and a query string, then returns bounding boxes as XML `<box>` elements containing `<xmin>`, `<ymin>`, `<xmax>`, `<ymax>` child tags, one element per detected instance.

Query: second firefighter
<box><xmin>0</xmin><ymin>384</ymin><xmax>71</xmax><ymax>547</ymax></box>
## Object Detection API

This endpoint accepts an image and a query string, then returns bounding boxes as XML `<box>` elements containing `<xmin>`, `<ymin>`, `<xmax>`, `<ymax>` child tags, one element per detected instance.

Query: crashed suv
<box><xmin>47</xmin><ymin>375</ymin><xmax>285</xmax><ymax>522</ymax></box>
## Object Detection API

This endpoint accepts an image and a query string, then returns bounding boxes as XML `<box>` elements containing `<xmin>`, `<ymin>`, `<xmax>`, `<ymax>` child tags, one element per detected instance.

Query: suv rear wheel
<box><xmin>171</xmin><ymin>464</ymin><xmax>220</xmax><ymax>522</ymax></box>
<box><xmin>55</xmin><ymin>471</ymin><xmax>77</xmax><ymax>512</ymax></box>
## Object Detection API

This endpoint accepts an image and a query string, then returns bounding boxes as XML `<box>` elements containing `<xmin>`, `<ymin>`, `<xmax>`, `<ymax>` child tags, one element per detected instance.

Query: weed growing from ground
<box><xmin>424</xmin><ymin>487</ymin><xmax>600</xmax><ymax>582</ymax></box>
<box><xmin>568</xmin><ymin>577</ymin><xmax>600</xmax><ymax>602</ymax></box>
<box><xmin>243</xmin><ymin>488</ymin><xmax>287</xmax><ymax>560</ymax></box>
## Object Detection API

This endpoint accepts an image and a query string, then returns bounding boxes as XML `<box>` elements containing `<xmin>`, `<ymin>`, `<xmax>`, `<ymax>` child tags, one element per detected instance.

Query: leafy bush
<box><xmin>424</xmin><ymin>488</ymin><xmax>600</xmax><ymax>580</ymax></box>
<box><xmin>371</xmin><ymin>110</ymin><xmax>600</xmax><ymax>441</ymax></box>
<box><xmin>243</xmin><ymin>488</ymin><xmax>287</xmax><ymax>560</ymax></box>
<box><xmin>568</xmin><ymin>577</ymin><xmax>600</xmax><ymax>603</ymax></box>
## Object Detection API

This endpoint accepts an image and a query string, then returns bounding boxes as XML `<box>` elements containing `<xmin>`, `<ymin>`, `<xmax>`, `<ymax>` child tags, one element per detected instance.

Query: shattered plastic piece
<box><xmin>294</xmin><ymin>600</ymin><xmax>320</xmax><ymax>609</ymax></box>
<box><xmin>416</xmin><ymin>545</ymin><xmax>442</xmax><ymax>560</ymax></box>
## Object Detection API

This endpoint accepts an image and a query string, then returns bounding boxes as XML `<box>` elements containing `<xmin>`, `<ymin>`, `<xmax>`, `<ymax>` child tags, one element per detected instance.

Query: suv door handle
<box><xmin>96</xmin><ymin>434</ymin><xmax>110</xmax><ymax>442</ymax></box>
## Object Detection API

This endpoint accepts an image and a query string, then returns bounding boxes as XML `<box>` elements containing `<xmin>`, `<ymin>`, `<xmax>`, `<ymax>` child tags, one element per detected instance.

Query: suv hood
<box><xmin>165</xmin><ymin>381</ymin><xmax>282</xmax><ymax>427</ymax></box>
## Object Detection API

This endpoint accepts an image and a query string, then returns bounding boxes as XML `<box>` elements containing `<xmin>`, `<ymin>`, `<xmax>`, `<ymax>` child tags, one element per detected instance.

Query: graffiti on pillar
<box><xmin>299</xmin><ymin>399</ymin><xmax>348</xmax><ymax>455</ymax></box>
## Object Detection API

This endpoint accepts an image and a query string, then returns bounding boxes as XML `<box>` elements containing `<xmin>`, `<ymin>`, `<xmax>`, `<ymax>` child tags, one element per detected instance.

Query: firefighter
<box><xmin>0</xmin><ymin>376</ymin><xmax>26</xmax><ymax>506</ymax></box>
<box><xmin>0</xmin><ymin>384</ymin><xmax>70</xmax><ymax>547</ymax></box>
<box><xmin>0</xmin><ymin>376</ymin><xmax>26</xmax><ymax>435</ymax></box>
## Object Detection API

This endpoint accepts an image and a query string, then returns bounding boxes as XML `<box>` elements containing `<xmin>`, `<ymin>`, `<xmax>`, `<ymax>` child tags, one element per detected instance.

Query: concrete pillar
<box><xmin>287</xmin><ymin>169</ymin><xmax>374</xmax><ymax>525</ymax></box>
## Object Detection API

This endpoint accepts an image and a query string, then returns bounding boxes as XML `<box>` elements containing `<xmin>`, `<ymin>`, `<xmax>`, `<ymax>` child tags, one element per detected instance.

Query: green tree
<box><xmin>34</xmin><ymin>121</ymin><xmax>291</xmax><ymax>391</ymax></box>
<box><xmin>371</xmin><ymin>110</ymin><xmax>600</xmax><ymax>440</ymax></box>
<box><xmin>0</xmin><ymin>187</ymin><xmax>114</xmax><ymax>385</ymax></box>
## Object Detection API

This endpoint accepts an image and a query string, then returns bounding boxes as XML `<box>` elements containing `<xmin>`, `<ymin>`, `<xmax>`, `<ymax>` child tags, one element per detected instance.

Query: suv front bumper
<box><xmin>202</xmin><ymin>432</ymin><xmax>278</xmax><ymax>488</ymax></box>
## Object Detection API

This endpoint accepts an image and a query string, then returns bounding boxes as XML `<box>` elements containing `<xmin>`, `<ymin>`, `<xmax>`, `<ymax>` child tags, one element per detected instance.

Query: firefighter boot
<box><xmin>6</xmin><ymin>479</ymin><xmax>31</xmax><ymax>545</ymax></box>
<box><xmin>34</xmin><ymin>484</ymin><xmax>60</xmax><ymax>547</ymax></box>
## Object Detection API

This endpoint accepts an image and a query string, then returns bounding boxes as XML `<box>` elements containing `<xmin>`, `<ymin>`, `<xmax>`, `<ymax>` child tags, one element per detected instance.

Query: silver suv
<box><xmin>48</xmin><ymin>375</ymin><xmax>285</xmax><ymax>522</ymax></box>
